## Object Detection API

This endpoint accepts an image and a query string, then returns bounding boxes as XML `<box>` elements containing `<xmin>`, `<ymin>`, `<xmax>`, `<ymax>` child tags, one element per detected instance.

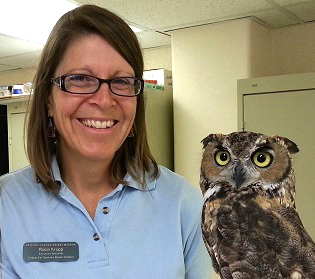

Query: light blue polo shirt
<box><xmin>0</xmin><ymin>159</ymin><xmax>211</xmax><ymax>278</ymax></box>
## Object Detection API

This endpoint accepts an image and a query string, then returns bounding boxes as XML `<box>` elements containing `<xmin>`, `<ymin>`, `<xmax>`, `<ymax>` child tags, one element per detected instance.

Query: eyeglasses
<box><xmin>51</xmin><ymin>74</ymin><xmax>144</xmax><ymax>97</ymax></box>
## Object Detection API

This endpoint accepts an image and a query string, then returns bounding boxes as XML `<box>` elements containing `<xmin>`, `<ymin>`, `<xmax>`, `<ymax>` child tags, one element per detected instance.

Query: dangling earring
<box><xmin>47</xmin><ymin>116</ymin><xmax>56</xmax><ymax>139</ymax></box>
<box><xmin>128</xmin><ymin>126</ymin><xmax>134</xmax><ymax>137</ymax></box>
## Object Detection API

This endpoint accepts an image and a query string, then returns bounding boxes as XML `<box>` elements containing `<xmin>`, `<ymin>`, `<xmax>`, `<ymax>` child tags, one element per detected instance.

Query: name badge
<box><xmin>23</xmin><ymin>242</ymin><xmax>79</xmax><ymax>262</ymax></box>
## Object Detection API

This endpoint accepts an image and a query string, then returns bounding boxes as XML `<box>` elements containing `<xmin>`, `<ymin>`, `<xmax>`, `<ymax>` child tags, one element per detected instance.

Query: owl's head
<box><xmin>200</xmin><ymin>131</ymin><xmax>299</xmax><ymax>201</ymax></box>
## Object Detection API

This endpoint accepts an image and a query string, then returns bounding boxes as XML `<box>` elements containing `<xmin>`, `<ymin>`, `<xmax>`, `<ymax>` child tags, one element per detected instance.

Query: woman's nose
<box><xmin>88</xmin><ymin>83</ymin><xmax>116</xmax><ymax>107</ymax></box>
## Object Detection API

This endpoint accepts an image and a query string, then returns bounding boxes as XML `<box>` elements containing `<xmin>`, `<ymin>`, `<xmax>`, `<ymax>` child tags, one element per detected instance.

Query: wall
<box><xmin>171</xmin><ymin>18</ymin><xmax>315</xmax><ymax>188</ymax></box>
<box><xmin>0</xmin><ymin>68</ymin><xmax>36</xmax><ymax>85</ymax></box>
<box><xmin>171</xmin><ymin>19</ymin><xmax>253</xmax><ymax>187</ymax></box>
<box><xmin>271</xmin><ymin>21</ymin><xmax>315</xmax><ymax>75</ymax></box>
<box><xmin>250</xmin><ymin>21</ymin><xmax>273</xmax><ymax>77</ymax></box>
<box><xmin>142</xmin><ymin>45</ymin><xmax>172</xmax><ymax>71</ymax></box>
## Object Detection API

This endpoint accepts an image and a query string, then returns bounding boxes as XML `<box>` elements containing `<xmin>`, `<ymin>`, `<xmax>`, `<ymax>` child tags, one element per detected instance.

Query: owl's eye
<box><xmin>215</xmin><ymin>151</ymin><xmax>231</xmax><ymax>166</ymax></box>
<box><xmin>252</xmin><ymin>151</ymin><xmax>272</xmax><ymax>168</ymax></box>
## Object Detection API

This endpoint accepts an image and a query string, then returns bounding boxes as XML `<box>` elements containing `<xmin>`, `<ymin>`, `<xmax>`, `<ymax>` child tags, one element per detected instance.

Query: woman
<box><xmin>0</xmin><ymin>5</ymin><xmax>211</xmax><ymax>278</ymax></box>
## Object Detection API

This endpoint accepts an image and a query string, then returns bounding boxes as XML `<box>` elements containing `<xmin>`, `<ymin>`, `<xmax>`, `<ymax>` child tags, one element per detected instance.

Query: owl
<box><xmin>200</xmin><ymin>131</ymin><xmax>315</xmax><ymax>279</ymax></box>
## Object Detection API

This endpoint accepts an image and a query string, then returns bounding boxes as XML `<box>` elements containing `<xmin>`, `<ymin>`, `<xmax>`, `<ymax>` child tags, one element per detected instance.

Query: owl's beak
<box><xmin>233</xmin><ymin>162</ymin><xmax>245</xmax><ymax>189</ymax></box>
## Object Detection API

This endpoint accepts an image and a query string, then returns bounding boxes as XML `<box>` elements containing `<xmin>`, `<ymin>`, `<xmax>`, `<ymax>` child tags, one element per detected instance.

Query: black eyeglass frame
<box><xmin>50</xmin><ymin>74</ymin><xmax>144</xmax><ymax>97</ymax></box>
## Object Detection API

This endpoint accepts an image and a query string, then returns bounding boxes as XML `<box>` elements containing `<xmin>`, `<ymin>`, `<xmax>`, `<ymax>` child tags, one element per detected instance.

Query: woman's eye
<box><xmin>116</xmin><ymin>78</ymin><xmax>129</xmax><ymax>84</ymax></box>
<box><xmin>113</xmin><ymin>78</ymin><xmax>130</xmax><ymax>86</ymax></box>
<box><xmin>215</xmin><ymin>151</ymin><xmax>230</xmax><ymax>166</ymax></box>
<box><xmin>67</xmin><ymin>75</ymin><xmax>96</xmax><ymax>88</ymax></box>
<box><xmin>252</xmin><ymin>151</ymin><xmax>272</xmax><ymax>168</ymax></box>
<box><xmin>70</xmin><ymin>75</ymin><xmax>89</xmax><ymax>82</ymax></box>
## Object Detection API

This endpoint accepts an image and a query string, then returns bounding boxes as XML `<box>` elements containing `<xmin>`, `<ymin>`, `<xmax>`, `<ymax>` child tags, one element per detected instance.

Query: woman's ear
<box><xmin>47</xmin><ymin>95</ymin><xmax>54</xmax><ymax>117</ymax></box>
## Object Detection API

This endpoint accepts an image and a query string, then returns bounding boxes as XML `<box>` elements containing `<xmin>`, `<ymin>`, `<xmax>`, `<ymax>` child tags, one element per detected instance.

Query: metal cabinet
<box><xmin>238</xmin><ymin>72</ymin><xmax>315</xmax><ymax>240</ymax></box>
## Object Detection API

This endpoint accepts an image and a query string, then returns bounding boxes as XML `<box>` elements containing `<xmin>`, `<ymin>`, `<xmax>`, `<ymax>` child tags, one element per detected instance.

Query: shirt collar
<box><xmin>123</xmin><ymin>172</ymin><xmax>157</xmax><ymax>191</ymax></box>
<box><xmin>51</xmin><ymin>157</ymin><xmax>62</xmax><ymax>184</ymax></box>
<box><xmin>51</xmin><ymin>157</ymin><xmax>157</xmax><ymax>192</ymax></box>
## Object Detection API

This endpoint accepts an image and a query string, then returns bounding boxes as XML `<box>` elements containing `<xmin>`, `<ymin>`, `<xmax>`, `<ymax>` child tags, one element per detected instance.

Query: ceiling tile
<box><xmin>0</xmin><ymin>34</ymin><xmax>43</xmax><ymax>58</ymax></box>
<box><xmin>0</xmin><ymin>51</ymin><xmax>42</xmax><ymax>68</ymax></box>
<box><xmin>286</xmin><ymin>1</ymin><xmax>315</xmax><ymax>22</ymax></box>
<box><xmin>252</xmin><ymin>8</ymin><xmax>301</xmax><ymax>28</ymax></box>
<box><xmin>77</xmin><ymin>0</ymin><xmax>273</xmax><ymax>30</ymax></box>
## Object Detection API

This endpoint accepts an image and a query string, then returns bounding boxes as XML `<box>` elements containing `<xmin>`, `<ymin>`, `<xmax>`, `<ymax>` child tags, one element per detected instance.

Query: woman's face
<box><xmin>48</xmin><ymin>34</ymin><xmax>137</xmax><ymax>163</ymax></box>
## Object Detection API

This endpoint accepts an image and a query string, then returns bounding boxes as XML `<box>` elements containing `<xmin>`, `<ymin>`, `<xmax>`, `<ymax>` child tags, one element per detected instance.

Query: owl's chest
<box><xmin>201</xmin><ymin>195</ymin><xmax>288</xmax><ymax>249</ymax></box>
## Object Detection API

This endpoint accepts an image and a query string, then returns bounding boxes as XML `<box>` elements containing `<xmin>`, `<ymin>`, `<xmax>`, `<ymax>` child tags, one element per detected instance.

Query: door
<box><xmin>8</xmin><ymin>102</ymin><xmax>29</xmax><ymax>172</ymax></box>
<box><xmin>243</xmin><ymin>89</ymin><xmax>315</xmax><ymax>239</ymax></box>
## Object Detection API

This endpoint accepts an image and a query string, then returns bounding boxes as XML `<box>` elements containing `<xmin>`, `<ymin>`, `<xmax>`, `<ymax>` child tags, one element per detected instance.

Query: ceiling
<box><xmin>1</xmin><ymin>0</ymin><xmax>315</xmax><ymax>74</ymax></box>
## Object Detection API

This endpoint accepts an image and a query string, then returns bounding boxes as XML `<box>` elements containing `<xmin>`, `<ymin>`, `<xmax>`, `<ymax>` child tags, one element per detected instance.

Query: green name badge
<box><xmin>23</xmin><ymin>242</ymin><xmax>79</xmax><ymax>262</ymax></box>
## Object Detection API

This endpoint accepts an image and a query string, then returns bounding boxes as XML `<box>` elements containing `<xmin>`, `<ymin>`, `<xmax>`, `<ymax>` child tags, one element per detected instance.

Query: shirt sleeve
<box><xmin>183</xmin><ymin>209</ymin><xmax>212</xmax><ymax>279</ymax></box>
<box><xmin>0</xmin><ymin>182</ymin><xmax>20</xmax><ymax>279</ymax></box>
<box><xmin>180</xmin><ymin>184</ymin><xmax>213</xmax><ymax>279</ymax></box>
<box><xmin>0</xmin><ymin>258</ymin><xmax>21</xmax><ymax>279</ymax></box>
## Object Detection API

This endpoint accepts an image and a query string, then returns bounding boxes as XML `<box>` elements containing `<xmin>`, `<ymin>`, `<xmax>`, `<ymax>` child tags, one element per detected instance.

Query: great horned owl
<box><xmin>200</xmin><ymin>131</ymin><xmax>315</xmax><ymax>279</ymax></box>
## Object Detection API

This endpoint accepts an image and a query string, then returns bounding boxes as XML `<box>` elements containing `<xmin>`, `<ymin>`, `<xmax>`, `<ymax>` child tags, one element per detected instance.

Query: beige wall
<box><xmin>143</xmin><ymin>46</ymin><xmax>172</xmax><ymax>71</ymax></box>
<box><xmin>172</xmin><ymin>19</ymin><xmax>253</xmax><ymax>186</ymax></box>
<box><xmin>250</xmin><ymin>21</ymin><xmax>273</xmax><ymax>77</ymax></box>
<box><xmin>171</xmin><ymin>18</ymin><xmax>315</xmax><ymax>187</ymax></box>
<box><xmin>0</xmin><ymin>68</ymin><xmax>36</xmax><ymax>85</ymax></box>
<box><xmin>271</xmin><ymin>21</ymin><xmax>315</xmax><ymax>75</ymax></box>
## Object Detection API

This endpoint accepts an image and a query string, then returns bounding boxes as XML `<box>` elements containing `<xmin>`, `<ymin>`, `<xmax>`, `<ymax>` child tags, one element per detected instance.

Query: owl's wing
<box><xmin>276</xmin><ymin>204</ymin><xmax>315</xmax><ymax>278</ymax></box>
<box><xmin>201</xmin><ymin>221</ymin><xmax>220</xmax><ymax>274</ymax></box>
<box><xmin>202</xmin><ymin>197</ymin><xmax>315</xmax><ymax>279</ymax></box>
<box><xmin>201</xmin><ymin>201</ymin><xmax>262</xmax><ymax>279</ymax></box>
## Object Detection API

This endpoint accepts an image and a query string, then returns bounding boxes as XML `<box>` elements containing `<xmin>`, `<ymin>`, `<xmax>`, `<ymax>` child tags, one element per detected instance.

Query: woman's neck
<box><xmin>58</xmin><ymin>151</ymin><xmax>116</xmax><ymax>219</ymax></box>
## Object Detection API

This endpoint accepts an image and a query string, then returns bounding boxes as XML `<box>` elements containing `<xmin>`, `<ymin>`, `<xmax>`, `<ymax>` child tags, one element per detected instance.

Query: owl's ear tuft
<box><xmin>201</xmin><ymin>134</ymin><xmax>224</xmax><ymax>149</ymax></box>
<box><xmin>273</xmin><ymin>136</ymin><xmax>299</xmax><ymax>154</ymax></box>
<box><xmin>283</xmin><ymin>137</ymin><xmax>299</xmax><ymax>154</ymax></box>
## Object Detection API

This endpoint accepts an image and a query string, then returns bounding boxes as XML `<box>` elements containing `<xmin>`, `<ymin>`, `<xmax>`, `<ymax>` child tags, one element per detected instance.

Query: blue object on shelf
<box><xmin>13</xmin><ymin>89</ymin><xmax>23</xmax><ymax>94</ymax></box>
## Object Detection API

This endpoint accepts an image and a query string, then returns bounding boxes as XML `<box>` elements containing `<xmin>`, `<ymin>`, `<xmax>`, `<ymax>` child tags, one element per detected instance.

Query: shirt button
<box><xmin>103</xmin><ymin>207</ymin><xmax>110</xmax><ymax>214</ymax></box>
<box><xmin>93</xmin><ymin>233</ymin><xmax>100</xmax><ymax>241</ymax></box>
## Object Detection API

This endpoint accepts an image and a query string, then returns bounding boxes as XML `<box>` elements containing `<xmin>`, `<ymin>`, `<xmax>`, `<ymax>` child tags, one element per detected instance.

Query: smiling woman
<box><xmin>48</xmin><ymin>34</ymin><xmax>139</xmax><ymax>190</ymax></box>
<box><xmin>27</xmin><ymin>5</ymin><xmax>153</xmax><ymax>195</ymax></box>
<box><xmin>0</xmin><ymin>4</ymin><xmax>211</xmax><ymax>279</ymax></box>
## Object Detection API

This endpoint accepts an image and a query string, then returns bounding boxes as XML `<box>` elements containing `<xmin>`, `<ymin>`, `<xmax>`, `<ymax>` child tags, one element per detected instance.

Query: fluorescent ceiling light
<box><xmin>130</xmin><ymin>26</ymin><xmax>143</xmax><ymax>33</ymax></box>
<box><xmin>0</xmin><ymin>0</ymin><xmax>142</xmax><ymax>44</ymax></box>
<box><xmin>0</xmin><ymin>0</ymin><xmax>78</xmax><ymax>44</ymax></box>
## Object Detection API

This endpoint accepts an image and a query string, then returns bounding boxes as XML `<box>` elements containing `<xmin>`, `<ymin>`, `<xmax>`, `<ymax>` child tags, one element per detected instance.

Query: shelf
<box><xmin>0</xmin><ymin>94</ymin><xmax>31</xmax><ymax>105</ymax></box>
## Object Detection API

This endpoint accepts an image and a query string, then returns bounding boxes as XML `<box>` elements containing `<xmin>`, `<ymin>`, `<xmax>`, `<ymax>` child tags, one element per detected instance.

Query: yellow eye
<box><xmin>252</xmin><ymin>151</ymin><xmax>272</xmax><ymax>168</ymax></box>
<box><xmin>215</xmin><ymin>151</ymin><xmax>231</xmax><ymax>166</ymax></box>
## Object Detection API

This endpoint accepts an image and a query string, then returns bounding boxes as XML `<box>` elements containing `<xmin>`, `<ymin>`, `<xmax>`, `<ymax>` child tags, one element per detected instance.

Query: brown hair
<box><xmin>27</xmin><ymin>4</ymin><xmax>158</xmax><ymax>192</ymax></box>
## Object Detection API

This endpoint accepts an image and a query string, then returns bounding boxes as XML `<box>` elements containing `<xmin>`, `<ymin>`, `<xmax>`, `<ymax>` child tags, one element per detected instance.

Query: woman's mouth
<box><xmin>79</xmin><ymin>119</ymin><xmax>116</xmax><ymax>129</ymax></box>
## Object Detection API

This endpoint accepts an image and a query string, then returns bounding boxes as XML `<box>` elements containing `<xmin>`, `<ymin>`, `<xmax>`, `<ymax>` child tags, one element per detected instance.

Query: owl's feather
<box><xmin>200</xmin><ymin>131</ymin><xmax>315</xmax><ymax>279</ymax></box>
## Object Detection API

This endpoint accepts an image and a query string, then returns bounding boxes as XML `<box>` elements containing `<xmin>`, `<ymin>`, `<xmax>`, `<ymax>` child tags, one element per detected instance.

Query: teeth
<box><xmin>81</xmin><ymin>119</ymin><xmax>115</xmax><ymax>129</ymax></box>
<box><xmin>95</xmin><ymin>121</ymin><xmax>101</xmax><ymax>128</ymax></box>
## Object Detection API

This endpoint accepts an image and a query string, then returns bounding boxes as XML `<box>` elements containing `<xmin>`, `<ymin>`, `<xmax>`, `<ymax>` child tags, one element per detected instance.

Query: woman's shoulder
<box><xmin>0</xmin><ymin>166</ymin><xmax>40</xmax><ymax>196</ymax></box>
<box><xmin>157</xmin><ymin>165</ymin><xmax>199</xmax><ymax>189</ymax></box>
<box><xmin>154</xmin><ymin>165</ymin><xmax>203</xmax><ymax>205</ymax></box>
